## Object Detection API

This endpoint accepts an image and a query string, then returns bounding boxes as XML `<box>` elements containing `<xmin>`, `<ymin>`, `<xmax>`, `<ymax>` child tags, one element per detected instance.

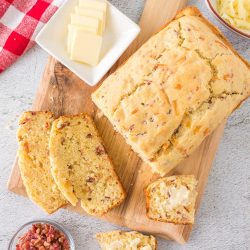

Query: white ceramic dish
<box><xmin>206</xmin><ymin>0</ymin><xmax>250</xmax><ymax>39</ymax></box>
<box><xmin>36</xmin><ymin>0</ymin><xmax>140</xmax><ymax>86</ymax></box>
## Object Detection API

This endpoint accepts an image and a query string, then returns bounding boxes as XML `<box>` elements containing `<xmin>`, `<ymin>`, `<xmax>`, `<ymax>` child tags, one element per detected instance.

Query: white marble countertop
<box><xmin>0</xmin><ymin>0</ymin><xmax>249</xmax><ymax>249</ymax></box>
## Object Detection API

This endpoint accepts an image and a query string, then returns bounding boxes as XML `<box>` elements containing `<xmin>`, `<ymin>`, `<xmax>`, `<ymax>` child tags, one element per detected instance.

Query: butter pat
<box><xmin>70</xmin><ymin>13</ymin><xmax>101</xmax><ymax>34</ymax></box>
<box><xmin>67</xmin><ymin>0</ymin><xmax>108</xmax><ymax>66</ymax></box>
<box><xmin>79</xmin><ymin>0</ymin><xmax>107</xmax><ymax>12</ymax></box>
<box><xmin>70</xmin><ymin>30</ymin><xmax>102</xmax><ymax>66</ymax></box>
<box><xmin>67</xmin><ymin>24</ymin><xmax>98</xmax><ymax>53</ymax></box>
<box><xmin>75</xmin><ymin>6</ymin><xmax>106</xmax><ymax>33</ymax></box>
<box><xmin>168</xmin><ymin>186</ymin><xmax>190</xmax><ymax>209</ymax></box>
<box><xmin>159</xmin><ymin>183</ymin><xmax>190</xmax><ymax>210</ymax></box>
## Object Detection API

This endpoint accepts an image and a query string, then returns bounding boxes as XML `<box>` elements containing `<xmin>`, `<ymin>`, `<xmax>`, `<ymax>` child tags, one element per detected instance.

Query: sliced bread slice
<box><xmin>145</xmin><ymin>175</ymin><xmax>198</xmax><ymax>224</ymax></box>
<box><xmin>96</xmin><ymin>231</ymin><xmax>157</xmax><ymax>250</ymax></box>
<box><xmin>17</xmin><ymin>111</ymin><xmax>67</xmax><ymax>214</ymax></box>
<box><xmin>49</xmin><ymin>114</ymin><xmax>126</xmax><ymax>216</ymax></box>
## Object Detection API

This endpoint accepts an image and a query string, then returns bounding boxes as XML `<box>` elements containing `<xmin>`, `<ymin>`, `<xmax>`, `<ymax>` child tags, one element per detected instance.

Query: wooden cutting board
<box><xmin>8</xmin><ymin>0</ymin><xmax>226</xmax><ymax>244</ymax></box>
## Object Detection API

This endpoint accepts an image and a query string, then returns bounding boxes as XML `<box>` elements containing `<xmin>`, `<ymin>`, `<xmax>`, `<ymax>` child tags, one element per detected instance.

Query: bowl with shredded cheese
<box><xmin>206</xmin><ymin>0</ymin><xmax>250</xmax><ymax>39</ymax></box>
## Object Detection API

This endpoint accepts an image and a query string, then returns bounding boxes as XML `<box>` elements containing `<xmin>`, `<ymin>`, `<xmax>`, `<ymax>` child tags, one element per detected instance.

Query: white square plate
<box><xmin>36</xmin><ymin>0</ymin><xmax>140</xmax><ymax>86</ymax></box>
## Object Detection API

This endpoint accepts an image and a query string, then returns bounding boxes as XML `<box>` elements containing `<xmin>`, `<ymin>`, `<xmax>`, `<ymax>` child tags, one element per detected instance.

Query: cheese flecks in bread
<box><xmin>96</xmin><ymin>231</ymin><xmax>157</xmax><ymax>250</ymax></box>
<box><xmin>92</xmin><ymin>7</ymin><xmax>250</xmax><ymax>176</ymax></box>
<box><xmin>17</xmin><ymin>111</ymin><xmax>67</xmax><ymax>214</ymax></box>
<box><xmin>145</xmin><ymin>175</ymin><xmax>198</xmax><ymax>224</ymax></box>
<box><xmin>49</xmin><ymin>114</ymin><xmax>125</xmax><ymax>216</ymax></box>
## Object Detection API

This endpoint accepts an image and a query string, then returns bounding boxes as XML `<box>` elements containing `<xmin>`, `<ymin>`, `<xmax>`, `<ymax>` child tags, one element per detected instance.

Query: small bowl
<box><xmin>206</xmin><ymin>0</ymin><xmax>250</xmax><ymax>39</ymax></box>
<box><xmin>36</xmin><ymin>0</ymin><xmax>140</xmax><ymax>86</ymax></box>
<box><xmin>8</xmin><ymin>219</ymin><xmax>75</xmax><ymax>250</ymax></box>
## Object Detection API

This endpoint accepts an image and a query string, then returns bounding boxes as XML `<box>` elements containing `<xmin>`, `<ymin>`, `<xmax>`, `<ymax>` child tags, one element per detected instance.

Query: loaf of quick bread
<box><xmin>49</xmin><ymin>114</ymin><xmax>126</xmax><ymax>216</ymax></box>
<box><xmin>17</xmin><ymin>111</ymin><xmax>67</xmax><ymax>214</ymax></box>
<box><xmin>92</xmin><ymin>7</ymin><xmax>250</xmax><ymax>176</ymax></box>
<box><xmin>96</xmin><ymin>231</ymin><xmax>157</xmax><ymax>250</ymax></box>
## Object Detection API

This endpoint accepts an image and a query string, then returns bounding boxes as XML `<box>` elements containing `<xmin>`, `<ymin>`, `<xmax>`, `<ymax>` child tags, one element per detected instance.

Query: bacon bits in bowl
<box><xmin>8</xmin><ymin>220</ymin><xmax>75</xmax><ymax>250</ymax></box>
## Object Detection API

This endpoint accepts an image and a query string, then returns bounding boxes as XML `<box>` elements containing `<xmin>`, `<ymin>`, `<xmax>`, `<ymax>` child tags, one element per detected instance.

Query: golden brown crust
<box><xmin>92</xmin><ymin>6</ymin><xmax>250</xmax><ymax>177</ymax></box>
<box><xmin>96</xmin><ymin>230</ymin><xmax>157</xmax><ymax>249</ymax></box>
<box><xmin>174</xmin><ymin>6</ymin><xmax>250</xmax><ymax>114</ymax></box>
<box><xmin>176</xmin><ymin>6</ymin><xmax>249</xmax><ymax>69</ymax></box>
<box><xmin>144</xmin><ymin>187</ymin><xmax>151</xmax><ymax>218</ymax></box>
<box><xmin>18</xmin><ymin>110</ymin><xmax>55</xmax><ymax>124</ymax></box>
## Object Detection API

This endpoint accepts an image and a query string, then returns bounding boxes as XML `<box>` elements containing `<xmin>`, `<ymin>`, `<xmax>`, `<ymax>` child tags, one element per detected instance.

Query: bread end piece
<box><xmin>96</xmin><ymin>230</ymin><xmax>157</xmax><ymax>250</ymax></box>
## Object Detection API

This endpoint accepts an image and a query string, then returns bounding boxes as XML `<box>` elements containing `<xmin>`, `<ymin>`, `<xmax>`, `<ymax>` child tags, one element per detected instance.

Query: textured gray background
<box><xmin>0</xmin><ymin>0</ymin><xmax>249</xmax><ymax>249</ymax></box>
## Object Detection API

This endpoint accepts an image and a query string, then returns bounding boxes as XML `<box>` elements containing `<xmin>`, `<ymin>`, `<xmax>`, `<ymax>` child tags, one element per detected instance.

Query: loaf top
<box><xmin>92</xmin><ymin>7</ymin><xmax>250</xmax><ymax>176</ymax></box>
<box><xmin>49</xmin><ymin>114</ymin><xmax>125</xmax><ymax>216</ymax></box>
<box><xmin>145</xmin><ymin>175</ymin><xmax>198</xmax><ymax>224</ymax></box>
<box><xmin>17</xmin><ymin>111</ymin><xmax>67</xmax><ymax>214</ymax></box>
<box><xmin>96</xmin><ymin>231</ymin><xmax>157</xmax><ymax>250</ymax></box>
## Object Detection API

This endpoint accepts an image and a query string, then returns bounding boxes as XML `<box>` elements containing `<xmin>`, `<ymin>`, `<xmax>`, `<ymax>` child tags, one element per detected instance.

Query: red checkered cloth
<box><xmin>0</xmin><ymin>0</ymin><xmax>64</xmax><ymax>73</ymax></box>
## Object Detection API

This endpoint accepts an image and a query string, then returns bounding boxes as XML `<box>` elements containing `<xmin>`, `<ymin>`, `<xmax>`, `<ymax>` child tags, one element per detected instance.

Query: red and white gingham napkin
<box><xmin>0</xmin><ymin>0</ymin><xmax>64</xmax><ymax>73</ymax></box>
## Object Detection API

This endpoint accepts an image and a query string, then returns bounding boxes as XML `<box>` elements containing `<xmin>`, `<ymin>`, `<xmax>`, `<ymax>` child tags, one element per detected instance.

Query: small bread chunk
<box><xmin>49</xmin><ymin>114</ymin><xmax>126</xmax><ymax>216</ymax></box>
<box><xmin>145</xmin><ymin>175</ymin><xmax>198</xmax><ymax>224</ymax></box>
<box><xmin>17</xmin><ymin>111</ymin><xmax>67</xmax><ymax>214</ymax></box>
<box><xmin>96</xmin><ymin>231</ymin><xmax>157</xmax><ymax>250</ymax></box>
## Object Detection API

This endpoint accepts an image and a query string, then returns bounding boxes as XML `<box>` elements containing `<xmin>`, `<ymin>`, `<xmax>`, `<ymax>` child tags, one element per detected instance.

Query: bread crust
<box><xmin>175</xmin><ymin>7</ymin><xmax>250</xmax><ymax>114</ymax></box>
<box><xmin>92</xmin><ymin>6</ymin><xmax>250</xmax><ymax>177</ymax></box>
<box><xmin>176</xmin><ymin>7</ymin><xmax>249</xmax><ymax>69</ymax></box>
<box><xmin>96</xmin><ymin>230</ymin><xmax>157</xmax><ymax>249</ymax></box>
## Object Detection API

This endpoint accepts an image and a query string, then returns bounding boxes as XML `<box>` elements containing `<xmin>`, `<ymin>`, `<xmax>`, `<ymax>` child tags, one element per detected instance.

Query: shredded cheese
<box><xmin>217</xmin><ymin>0</ymin><xmax>250</xmax><ymax>30</ymax></box>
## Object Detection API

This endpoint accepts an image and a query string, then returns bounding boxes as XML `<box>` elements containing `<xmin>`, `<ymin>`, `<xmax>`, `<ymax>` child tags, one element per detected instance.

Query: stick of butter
<box><xmin>78</xmin><ymin>0</ymin><xmax>107</xmax><ymax>12</ymax></box>
<box><xmin>70</xmin><ymin>29</ymin><xmax>103</xmax><ymax>66</ymax></box>
<box><xmin>67</xmin><ymin>24</ymin><xmax>99</xmax><ymax>53</ymax></box>
<box><xmin>70</xmin><ymin>13</ymin><xmax>101</xmax><ymax>35</ymax></box>
<box><xmin>75</xmin><ymin>6</ymin><xmax>106</xmax><ymax>33</ymax></box>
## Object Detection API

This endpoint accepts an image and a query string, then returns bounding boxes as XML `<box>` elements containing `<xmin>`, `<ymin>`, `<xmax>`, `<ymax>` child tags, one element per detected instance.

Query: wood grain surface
<box><xmin>8</xmin><ymin>0</ymin><xmax>226</xmax><ymax>243</ymax></box>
